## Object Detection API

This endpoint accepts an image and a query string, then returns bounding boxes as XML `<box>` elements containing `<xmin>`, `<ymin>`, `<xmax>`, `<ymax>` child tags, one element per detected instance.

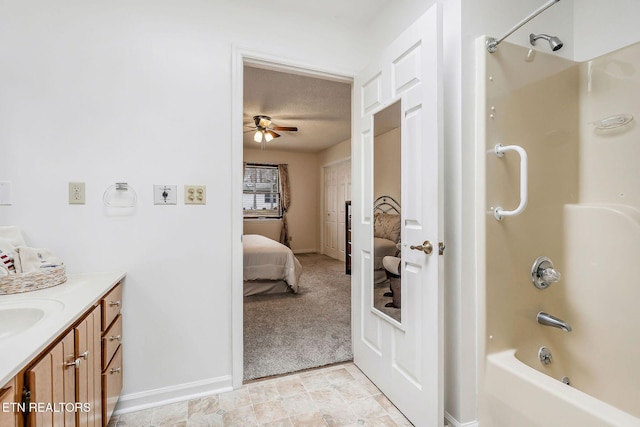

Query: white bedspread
<box><xmin>243</xmin><ymin>234</ymin><xmax>303</xmax><ymax>293</ymax></box>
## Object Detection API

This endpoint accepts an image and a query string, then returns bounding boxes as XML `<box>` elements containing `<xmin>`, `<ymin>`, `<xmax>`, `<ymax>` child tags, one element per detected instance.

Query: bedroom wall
<box><xmin>243</xmin><ymin>149</ymin><xmax>320</xmax><ymax>253</ymax></box>
<box><xmin>0</xmin><ymin>0</ymin><xmax>370</xmax><ymax>409</ymax></box>
<box><xmin>317</xmin><ymin>138</ymin><xmax>351</xmax><ymax>167</ymax></box>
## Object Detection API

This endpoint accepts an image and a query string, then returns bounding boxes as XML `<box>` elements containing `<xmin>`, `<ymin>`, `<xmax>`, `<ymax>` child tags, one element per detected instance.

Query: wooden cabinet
<box><xmin>76</xmin><ymin>306</ymin><xmax>102</xmax><ymax>427</ymax></box>
<box><xmin>22</xmin><ymin>280</ymin><xmax>122</xmax><ymax>427</ymax></box>
<box><xmin>0</xmin><ymin>377</ymin><xmax>18</xmax><ymax>427</ymax></box>
<box><xmin>26</xmin><ymin>329</ymin><xmax>76</xmax><ymax>427</ymax></box>
<box><xmin>101</xmin><ymin>283</ymin><xmax>122</xmax><ymax>425</ymax></box>
<box><xmin>346</xmin><ymin>201</ymin><xmax>352</xmax><ymax>275</ymax></box>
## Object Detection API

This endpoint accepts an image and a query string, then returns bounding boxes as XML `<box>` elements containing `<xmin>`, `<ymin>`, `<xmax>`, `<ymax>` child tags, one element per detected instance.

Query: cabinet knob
<box><xmin>109</xmin><ymin>335</ymin><xmax>121</xmax><ymax>342</ymax></box>
<box><xmin>109</xmin><ymin>300</ymin><xmax>121</xmax><ymax>307</ymax></box>
<box><xmin>79</xmin><ymin>351</ymin><xmax>89</xmax><ymax>360</ymax></box>
<box><xmin>110</xmin><ymin>367</ymin><xmax>121</xmax><ymax>375</ymax></box>
<box><xmin>65</xmin><ymin>358</ymin><xmax>81</xmax><ymax>369</ymax></box>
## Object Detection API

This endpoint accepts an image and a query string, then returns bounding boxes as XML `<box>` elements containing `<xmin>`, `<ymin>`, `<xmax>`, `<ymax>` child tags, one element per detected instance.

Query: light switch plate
<box><xmin>154</xmin><ymin>185</ymin><xmax>177</xmax><ymax>205</ymax></box>
<box><xmin>184</xmin><ymin>185</ymin><xmax>206</xmax><ymax>205</ymax></box>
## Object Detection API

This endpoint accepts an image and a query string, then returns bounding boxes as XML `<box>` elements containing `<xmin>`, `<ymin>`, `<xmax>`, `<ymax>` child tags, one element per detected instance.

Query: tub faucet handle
<box><xmin>532</xmin><ymin>256</ymin><xmax>561</xmax><ymax>289</ymax></box>
<box><xmin>541</xmin><ymin>267</ymin><xmax>561</xmax><ymax>283</ymax></box>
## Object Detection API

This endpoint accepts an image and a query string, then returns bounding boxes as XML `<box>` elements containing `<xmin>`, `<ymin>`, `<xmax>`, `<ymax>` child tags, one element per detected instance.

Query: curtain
<box><xmin>278</xmin><ymin>164</ymin><xmax>291</xmax><ymax>247</ymax></box>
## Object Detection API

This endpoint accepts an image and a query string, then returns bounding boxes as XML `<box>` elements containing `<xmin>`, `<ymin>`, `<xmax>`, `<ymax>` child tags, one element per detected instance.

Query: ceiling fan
<box><xmin>249</xmin><ymin>115</ymin><xmax>298</xmax><ymax>143</ymax></box>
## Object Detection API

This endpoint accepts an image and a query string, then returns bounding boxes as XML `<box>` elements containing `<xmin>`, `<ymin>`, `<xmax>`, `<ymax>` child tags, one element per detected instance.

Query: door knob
<box><xmin>410</xmin><ymin>240</ymin><xmax>433</xmax><ymax>255</ymax></box>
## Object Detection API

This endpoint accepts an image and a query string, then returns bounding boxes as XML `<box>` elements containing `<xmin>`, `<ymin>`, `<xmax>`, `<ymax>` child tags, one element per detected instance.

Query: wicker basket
<box><xmin>0</xmin><ymin>265</ymin><xmax>67</xmax><ymax>295</ymax></box>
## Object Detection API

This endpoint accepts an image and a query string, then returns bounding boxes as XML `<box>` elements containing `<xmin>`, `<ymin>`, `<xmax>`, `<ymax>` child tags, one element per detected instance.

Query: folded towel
<box><xmin>16</xmin><ymin>247</ymin><xmax>63</xmax><ymax>274</ymax></box>
<box><xmin>0</xmin><ymin>252</ymin><xmax>12</xmax><ymax>275</ymax></box>
<box><xmin>0</xmin><ymin>226</ymin><xmax>27</xmax><ymax>247</ymax></box>
<box><xmin>0</xmin><ymin>238</ymin><xmax>17</xmax><ymax>274</ymax></box>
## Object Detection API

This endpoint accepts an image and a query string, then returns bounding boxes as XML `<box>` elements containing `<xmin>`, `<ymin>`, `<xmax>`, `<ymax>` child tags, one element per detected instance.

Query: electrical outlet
<box><xmin>184</xmin><ymin>185</ymin><xmax>206</xmax><ymax>205</ymax></box>
<box><xmin>68</xmin><ymin>182</ymin><xmax>85</xmax><ymax>204</ymax></box>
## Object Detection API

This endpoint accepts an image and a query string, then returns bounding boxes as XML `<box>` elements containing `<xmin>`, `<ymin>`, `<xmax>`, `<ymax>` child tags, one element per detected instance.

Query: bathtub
<box><xmin>485</xmin><ymin>350</ymin><xmax>640</xmax><ymax>427</ymax></box>
<box><xmin>483</xmin><ymin>203</ymin><xmax>640</xmax><ymax>427</ymax></box>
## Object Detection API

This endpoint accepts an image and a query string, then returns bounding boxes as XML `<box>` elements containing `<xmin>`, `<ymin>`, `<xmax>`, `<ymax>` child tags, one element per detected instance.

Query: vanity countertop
<box><xmin>0</xmin><ymin>271</ymin><xmax>126</xmax><ymax>386</ymax></box>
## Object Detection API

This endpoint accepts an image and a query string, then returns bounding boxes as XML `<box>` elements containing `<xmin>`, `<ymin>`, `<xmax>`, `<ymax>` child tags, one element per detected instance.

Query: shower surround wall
<box><xmin>480</xmin><ymin>40</ymin><xmax>640</xmax><ymax>426</ymax></box>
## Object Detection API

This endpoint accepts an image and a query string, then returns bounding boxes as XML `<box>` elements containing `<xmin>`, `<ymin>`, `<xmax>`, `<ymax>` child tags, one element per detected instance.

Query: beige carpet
<box><xmin>243</xmin><ymin>253</ymin><xmax>352</xmax><ymax>381</ymax></box>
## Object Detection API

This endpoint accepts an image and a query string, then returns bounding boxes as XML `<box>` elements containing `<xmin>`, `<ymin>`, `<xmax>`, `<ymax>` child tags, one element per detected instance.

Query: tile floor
<box><xmin>108</xmin><ymin>362</ymin><xmax>413</xmax><ymax>427</ymax></box>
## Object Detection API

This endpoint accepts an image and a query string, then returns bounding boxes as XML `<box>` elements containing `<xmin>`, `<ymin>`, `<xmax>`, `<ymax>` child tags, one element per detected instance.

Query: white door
<box><xmin>337</xmin><ymin>160</ymin><xmax>351</xmax><ymax>261</ymax></box>
<box><xmin>324</xmin><ymin>165</ymin><xmax>339</xmax><ymax>258</ymax></box>
<box><xmin>352</xmin><ymin>5</ymin><xmax>443</xmax><ymax>426</ymax></box>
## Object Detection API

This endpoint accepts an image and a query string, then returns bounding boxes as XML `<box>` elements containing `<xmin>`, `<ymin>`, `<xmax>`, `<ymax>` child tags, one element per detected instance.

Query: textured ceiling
<box><xmin>243</xmin><ymin>66</ymin><xmax>352</xmax><ymax>153</ymax></box>
<box><xmin>241</xmin><ymin>0</ymin><xmax>395</xmax><ymax>153</ymax></box>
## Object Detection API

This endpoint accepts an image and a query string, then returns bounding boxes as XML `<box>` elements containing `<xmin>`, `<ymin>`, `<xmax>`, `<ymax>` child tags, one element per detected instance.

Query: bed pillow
<box><xmin>374</xmin><ymin>213</ymin><xmax>401</xmax><ymax>243</ymax></box>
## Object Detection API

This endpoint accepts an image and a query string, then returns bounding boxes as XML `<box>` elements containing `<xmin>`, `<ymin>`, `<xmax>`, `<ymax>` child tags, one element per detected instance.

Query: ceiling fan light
<box><xmin>266</xmin><ymin>129</ymin><xmax>279</xmax><ymax>141</ymax></box>
<box><xmin>253</xmin><ymin>130</ymin><xmax>263</xmax><ymax>143</ymax></box>
<box><xmin>258</xmin><ymin>117</ymin><xmax>271</xmax><ymax>128</ymax></box>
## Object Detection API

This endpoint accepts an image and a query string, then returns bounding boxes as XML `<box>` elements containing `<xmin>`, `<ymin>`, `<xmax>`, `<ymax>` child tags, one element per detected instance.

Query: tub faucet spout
<box><xmin>537</xmin><ymin>311</ymin><xmax>572</xmax><ymax>332</ymax></box>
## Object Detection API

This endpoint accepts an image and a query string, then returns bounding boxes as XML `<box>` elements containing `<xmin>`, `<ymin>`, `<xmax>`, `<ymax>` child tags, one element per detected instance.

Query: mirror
<box><xmin>372</xmin><ymin>101</ymin><xmax>402</xmax><ymax>323</ymax></box>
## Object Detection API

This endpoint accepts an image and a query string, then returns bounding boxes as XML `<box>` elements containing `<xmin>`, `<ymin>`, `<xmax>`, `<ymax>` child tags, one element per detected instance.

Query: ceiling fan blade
<box><xmin>271</xmin><ymin>126</ymin><xmax>298</xmax><ymax>132</ymax></box>
<box><xmin>266</xmin><ymin>130</ymin><xmax>280</xmax><ymax>140</ymax></box>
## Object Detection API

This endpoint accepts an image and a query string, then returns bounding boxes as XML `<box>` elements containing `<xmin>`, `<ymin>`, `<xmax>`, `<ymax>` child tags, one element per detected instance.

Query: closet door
<box><xmin>337</xmin><ymin>160</ymin><xmax>351</xmax><ymax>261</ymax></box>
<box><xmin>323</xmin><ymin>165</ymin><xmax>339</xmax><ymax>259</ymax></box>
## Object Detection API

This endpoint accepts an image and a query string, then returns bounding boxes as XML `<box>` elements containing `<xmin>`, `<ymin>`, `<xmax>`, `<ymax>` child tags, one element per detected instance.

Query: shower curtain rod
<box><xmin>486</xmin><ymin>0</ymin><xmax>560</xmax><ymax>53</ymax></box>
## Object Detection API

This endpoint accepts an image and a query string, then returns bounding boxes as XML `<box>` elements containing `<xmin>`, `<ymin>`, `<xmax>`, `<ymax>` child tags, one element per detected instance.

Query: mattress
<box><xmin>243</xmin><ymin>234</ymin><xmax>303</xmax><ymax>294</ymax></box>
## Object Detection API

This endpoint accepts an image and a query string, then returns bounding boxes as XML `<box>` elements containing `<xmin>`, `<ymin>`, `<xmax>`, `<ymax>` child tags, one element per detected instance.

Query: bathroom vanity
<box><xmin>0</xmin><ymin>272</ymin><xmax>125</xmax><ymax>427</ymax></box>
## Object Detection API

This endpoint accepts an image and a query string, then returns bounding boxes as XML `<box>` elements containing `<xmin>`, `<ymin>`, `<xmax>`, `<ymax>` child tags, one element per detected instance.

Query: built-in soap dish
<box><xmin>592</xmin><ymin>113</ymin><xmax>634</xmax><ymax>133</ymax></box>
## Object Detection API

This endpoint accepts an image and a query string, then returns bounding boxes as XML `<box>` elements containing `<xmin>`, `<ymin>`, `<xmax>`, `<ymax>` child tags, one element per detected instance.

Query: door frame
<box><xmin>231</xmin><ymin>47</ymin><xmax>354</xmax><ymax>387</ymax></box>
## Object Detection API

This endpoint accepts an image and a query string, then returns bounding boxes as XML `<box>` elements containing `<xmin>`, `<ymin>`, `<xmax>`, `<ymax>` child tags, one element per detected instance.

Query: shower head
<box><xmin>530</xmin><ymin>33</ymin><xmax>564</xmax><ymax>51</ymax></box>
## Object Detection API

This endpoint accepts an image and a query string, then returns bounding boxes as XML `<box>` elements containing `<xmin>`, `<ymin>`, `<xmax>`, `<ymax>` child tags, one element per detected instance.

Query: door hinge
<box><xmin>438</xmin><ymin>242</ymin><xmax>446</xmax><ymax>255</ymax></box>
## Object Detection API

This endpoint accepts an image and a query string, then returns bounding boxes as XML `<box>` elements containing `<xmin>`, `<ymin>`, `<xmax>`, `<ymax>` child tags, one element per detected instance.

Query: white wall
<box><xmin>0</xmin><ymin>0</ymin><xmax>371</xmax><ymax>410</ymax></box>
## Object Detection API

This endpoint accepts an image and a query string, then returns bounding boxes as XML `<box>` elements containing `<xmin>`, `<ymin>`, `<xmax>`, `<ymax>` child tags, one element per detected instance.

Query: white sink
<box><xmin>0</xmin><ymin>299</ymin><xmax>64</xmax><ymax>340</ymax></box>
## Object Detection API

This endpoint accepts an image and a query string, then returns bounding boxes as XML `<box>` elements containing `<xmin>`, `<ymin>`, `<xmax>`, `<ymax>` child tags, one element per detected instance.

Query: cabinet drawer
<box><xmin>102</xmin><ymin>282</ymin><xmax>122</xmax><ymax>331</ymax></box>
<box><xmin>102</xmin><ymin>314</ymin><xmax>122</xmax><ymax>367</ymax></box>
<box><xmin>102</xmin><ymin>345</ymin><xmax>123</xmax><ymax>425</ymax></box>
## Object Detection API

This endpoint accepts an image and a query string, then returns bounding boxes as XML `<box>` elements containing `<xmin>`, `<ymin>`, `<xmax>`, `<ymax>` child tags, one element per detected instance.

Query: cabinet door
<box><xmin>27</xmin><ymin>330</ymin><xmax>76</xmax><ymax>427</ymax></box>
<box><xmin>102</xmin><ymin>346</ymin><xmax>122</xmax><ymax>424</ymax></box>
<box><xmin>75</xmin><ymin>306</ymin><xmax>102</xmax><ymax>427</ymax></box>
<box><xmin>0</xmin><ymin>379</ymin><xmax>17</xmax><ymax>427</ymax></box>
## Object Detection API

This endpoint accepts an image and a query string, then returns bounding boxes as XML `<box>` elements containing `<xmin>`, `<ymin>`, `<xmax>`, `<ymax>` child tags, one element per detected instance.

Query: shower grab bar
<box><xmin>494</xmin><ymin>144</ymin><xmax>528</xmax><ymax>220</ymax></box>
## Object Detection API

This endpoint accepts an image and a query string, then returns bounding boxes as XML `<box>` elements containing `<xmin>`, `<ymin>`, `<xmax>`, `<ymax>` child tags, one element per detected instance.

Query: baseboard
<box><xmin>445</xmin><ymin>411</ymin><xmax>479</xmax><ymax>427</ymax></box>
<box><xmin>292</xmin><ymin>248</ymin><xmax>317</xmax><ymax>254</ymax></box>
<box><xmin>113</xmin><ymin>375</ymin><xmax>233</xmax><ymax>415</ymax></box>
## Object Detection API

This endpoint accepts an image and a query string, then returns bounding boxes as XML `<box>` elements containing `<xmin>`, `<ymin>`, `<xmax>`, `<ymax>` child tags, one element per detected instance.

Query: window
<box><xmin>243</xmin><ymin>164</ymin><xmax>282</xmax><ymax>218</ymax></box>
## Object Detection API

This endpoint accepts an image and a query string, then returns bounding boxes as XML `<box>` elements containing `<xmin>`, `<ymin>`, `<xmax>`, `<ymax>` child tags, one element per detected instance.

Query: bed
<box><xmin>373</xmin><ymin>196</ymin><xmax>401</xmax><ymax>284</ymax></box>
<box><xmin>243</xmin><ymin>234</ymin><xmax>303</xmax><ymax>296</ymax></box>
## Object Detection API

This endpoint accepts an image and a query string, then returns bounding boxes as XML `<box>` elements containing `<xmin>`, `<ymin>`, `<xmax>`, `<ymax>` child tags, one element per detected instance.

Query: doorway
<box><xmin>232</xmin><ymin>52</ymin><xmax>353</xmax><ymax>385</ymax></box>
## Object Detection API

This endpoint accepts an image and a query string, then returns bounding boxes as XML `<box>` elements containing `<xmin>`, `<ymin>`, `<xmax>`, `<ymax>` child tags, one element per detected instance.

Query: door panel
<box><xmin>352</xmin><ymin>4</ymin><xmax>443</xmax><ymax>426</ymax></box>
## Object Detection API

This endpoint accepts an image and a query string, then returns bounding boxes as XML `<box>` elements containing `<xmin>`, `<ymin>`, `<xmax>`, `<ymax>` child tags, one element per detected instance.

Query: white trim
<box><xmin>292</xmin><ymin>248</ymin><xmax>318</xmax><ymax>254</ymax></box>
<box><xmin>445</xmin><ymin>411</ymin><xmax>479</xmax><ymax>427</ymax></box>
<box><xmin>231</xmin><ymin>45</ymin><xmax>355</xmax><ymax>389</ymax></box>
<box><xmin>114</xmin><ymin>375</ymin><xmax>233</xmax><ymax>415</ymax></box>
